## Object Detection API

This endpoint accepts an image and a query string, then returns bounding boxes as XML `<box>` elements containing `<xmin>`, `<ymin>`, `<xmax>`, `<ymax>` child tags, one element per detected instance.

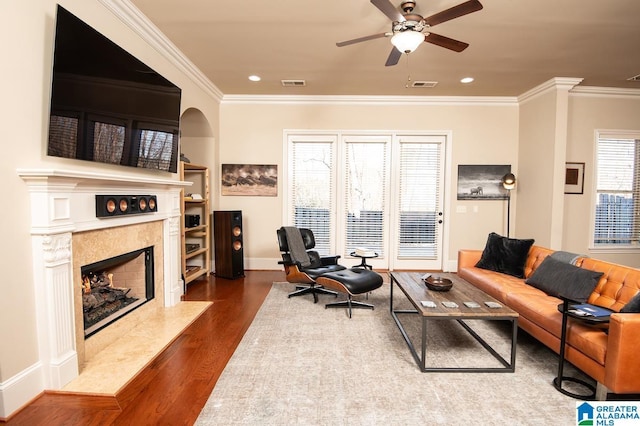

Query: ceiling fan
<box><xmin>336</xmin><ymin>0</ymin><xmax>483</xmax><ymax>66</ymax></box>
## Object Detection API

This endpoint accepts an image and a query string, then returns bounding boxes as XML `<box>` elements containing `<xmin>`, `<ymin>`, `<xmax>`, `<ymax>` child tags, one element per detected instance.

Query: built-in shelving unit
<box><xmin>180</xmin><ymin>162</ymin><xmax>211</xmax><ymax>285</ymax></box>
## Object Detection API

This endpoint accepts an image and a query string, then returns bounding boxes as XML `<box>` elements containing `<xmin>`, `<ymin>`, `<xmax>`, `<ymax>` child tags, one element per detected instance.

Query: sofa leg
<box><xmin>595</xmin><ymin>382</ymin><xmax>608</xmax><ymax>401</ymax></box>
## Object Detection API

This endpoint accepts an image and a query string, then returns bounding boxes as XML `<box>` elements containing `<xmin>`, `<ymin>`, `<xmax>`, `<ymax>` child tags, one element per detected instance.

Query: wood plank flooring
<box><xmin>2</xmin><ymin>270</ymin><xmax>283</xmax><ymax>425</ymax></box>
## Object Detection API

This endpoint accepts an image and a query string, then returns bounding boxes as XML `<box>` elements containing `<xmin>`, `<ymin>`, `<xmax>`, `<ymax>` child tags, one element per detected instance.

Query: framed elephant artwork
<box><xmin>457</xmin><ymin>164</ymin><xmax>511</xmax><ymax>200</ymax></box>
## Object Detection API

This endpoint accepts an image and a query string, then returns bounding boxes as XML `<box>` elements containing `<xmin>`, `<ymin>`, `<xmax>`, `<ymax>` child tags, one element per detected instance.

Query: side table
<box><xmin>350</xmin><ymin>252</ymin><xmax>378</xmax><ymax>270</ymax></box>
<box><xmin>553</xmin><ymin>299</ymin><xmax>613</xmax><ymax>400</ymax></box>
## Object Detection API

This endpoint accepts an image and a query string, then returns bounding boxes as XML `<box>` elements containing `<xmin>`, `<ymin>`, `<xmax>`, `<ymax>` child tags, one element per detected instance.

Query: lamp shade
<box><xmin>391</xmin><ymin>31</ymin><xmax>425</xmax><ymax>53</ymax></box>
<box><xmin>502</xmin><ymin>173</ymin><xmax>516</xmax><ymax>190</ymax></box>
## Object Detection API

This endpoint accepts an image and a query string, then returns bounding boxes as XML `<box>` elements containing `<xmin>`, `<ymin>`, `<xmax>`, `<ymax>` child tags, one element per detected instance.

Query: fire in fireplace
<box><xmin>81</xmin><ymin>246</ymin><xmax>155</xmax><ymax>338</ymax></box>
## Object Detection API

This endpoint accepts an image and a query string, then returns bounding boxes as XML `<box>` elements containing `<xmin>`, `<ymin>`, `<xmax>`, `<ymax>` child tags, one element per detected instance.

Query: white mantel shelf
<box><xmin>18</xmin><ymin>168</ymin><xmax>192</xmax><ymax>188</ymax></box>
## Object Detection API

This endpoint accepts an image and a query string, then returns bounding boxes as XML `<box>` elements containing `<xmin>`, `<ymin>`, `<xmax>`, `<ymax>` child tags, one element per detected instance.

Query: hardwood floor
<box><xmin>2</xmin><ymin>270</ymin><xmax>284</xmax><ymax>426</ymax></box>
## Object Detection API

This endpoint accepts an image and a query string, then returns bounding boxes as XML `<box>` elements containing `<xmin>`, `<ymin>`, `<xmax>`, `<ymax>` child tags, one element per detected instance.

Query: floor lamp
<box><xmin>501</xmin><ymin>173</ymin><xmax>516</xmax><ymax>237</ymax></box>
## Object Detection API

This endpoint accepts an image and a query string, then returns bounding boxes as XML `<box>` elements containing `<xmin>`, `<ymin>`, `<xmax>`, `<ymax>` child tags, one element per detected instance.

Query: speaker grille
<box><xmin>96</xmin><ymin>195</ymin><xmax>158</xmax><ymax>217</ymax></box>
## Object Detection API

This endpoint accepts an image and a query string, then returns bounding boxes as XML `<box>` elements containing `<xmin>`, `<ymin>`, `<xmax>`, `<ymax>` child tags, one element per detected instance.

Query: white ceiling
<box><xmin>129</xmin><ymin>0</ymin><xmax>640</xmax><ymax>97</ymax></box>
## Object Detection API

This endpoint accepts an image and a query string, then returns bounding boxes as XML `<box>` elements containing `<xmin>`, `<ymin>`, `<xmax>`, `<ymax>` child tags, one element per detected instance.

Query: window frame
<box><xmin>590</xmin><ymin>130</ymin><xmax>640</xmax><ymax>252</ymax></box>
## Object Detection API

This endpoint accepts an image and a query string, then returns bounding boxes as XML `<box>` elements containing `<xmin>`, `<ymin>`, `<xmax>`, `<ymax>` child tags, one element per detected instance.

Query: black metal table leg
<box><xmin>553</xmin><ymin>298</ymin><xmax>596</xmax><ymax>400</ymax></box>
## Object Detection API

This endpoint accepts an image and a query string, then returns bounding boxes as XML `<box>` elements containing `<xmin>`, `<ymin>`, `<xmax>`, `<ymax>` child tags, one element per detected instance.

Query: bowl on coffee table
<box><xmin>423</xmin><ymin>275</ymin><xmax>453</xmax><ymax>292</ymax></box>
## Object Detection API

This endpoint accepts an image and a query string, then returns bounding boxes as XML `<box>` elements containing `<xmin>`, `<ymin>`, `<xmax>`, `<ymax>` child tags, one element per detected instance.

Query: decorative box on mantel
<box><xmin>18</xmin><ymin>168</ymin><xmax>190</xmax><ymax>391</ymax></box>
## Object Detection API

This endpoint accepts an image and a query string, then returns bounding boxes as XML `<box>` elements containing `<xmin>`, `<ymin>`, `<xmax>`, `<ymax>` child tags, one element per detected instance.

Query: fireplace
<box><xmin>81</xmin><ymin>246</ymin><xmax>154</xmax><ymax>338</ymax></box>
<box><xmin>19</xmin><ymin>168</ymin><xmax>189</xmax><ymax>390</ymax></box>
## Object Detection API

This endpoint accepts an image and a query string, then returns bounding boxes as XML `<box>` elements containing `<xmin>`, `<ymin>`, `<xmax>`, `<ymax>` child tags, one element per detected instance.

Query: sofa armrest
<box><xmin>604</xmin><ymin>312</ymin><xmax>640</xmax><ymax>393</ymax></box>
<box><xmin>458</xmin><ymin>250</ymin><xmax>482</xmax><ymax>270</ymax></box>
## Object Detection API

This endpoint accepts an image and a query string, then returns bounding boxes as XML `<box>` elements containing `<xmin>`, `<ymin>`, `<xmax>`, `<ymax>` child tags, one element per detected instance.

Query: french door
<box><xmin>285</xmin><ymin>131</ymin><xmax>446</xmax><ymax>270</ymax></box>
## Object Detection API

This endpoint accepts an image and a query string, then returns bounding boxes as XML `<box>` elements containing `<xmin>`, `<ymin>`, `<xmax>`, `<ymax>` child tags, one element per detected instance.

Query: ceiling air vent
<box><xmin>411</xmin><ymin>81</ymin><xmax>438</xmax><ymax>88</ymax></box>
<box><xmin>627</xmin><ymin>74</ymin><xmax>640</xmax><ymax>82</ymax></box>
<box><xmin>281</xmin><ymin>79</ymin><xmax>306</xmax><ymax>87</ymax></box>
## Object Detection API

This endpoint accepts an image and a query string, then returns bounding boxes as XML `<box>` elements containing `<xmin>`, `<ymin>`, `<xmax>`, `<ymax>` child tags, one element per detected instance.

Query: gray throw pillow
<box><xmin>525</xmin><ymin>256</ymin><xmax>603</xmax><ymax>302</ymax></box>
<box><xmin>620</xmin><ymin>292</ymin><xmax>640</xmax><ymax>313</ymax></box>
<box><xmin>475</xmin><ymin>232</ymin><xmax>535</xmax><ymax>278</ymax></box>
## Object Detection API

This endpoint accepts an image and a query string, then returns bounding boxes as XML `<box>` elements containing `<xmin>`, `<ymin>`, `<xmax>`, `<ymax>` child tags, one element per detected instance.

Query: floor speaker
<box><xmin>213</xmin><ymin>210</ymin><xmax>244</xmax><ymax>279</ymax></box>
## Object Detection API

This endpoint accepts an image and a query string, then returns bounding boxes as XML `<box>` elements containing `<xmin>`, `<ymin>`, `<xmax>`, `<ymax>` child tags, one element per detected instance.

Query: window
<box><xmin>343</xmin><ymin>136</ymin><xmax>388</xmax><ymax>256</ymax></box>
<box><xmin>593</xmin><ymin>132</ymin><xmax>640</xmax><ymax>247</ymax></box>
<box><xmin>397</xmin><ymin>138</ymin><xmax>443</xmax><ymax>258</ymax></box>
<box><xmin>288</xmin><ymin>135</ymin><xmax>336</xmax><ymax>254</ymax></box>
<box><xmin>286</xmin><ymin>131</ymin><xmax>446</xmax><ymax>269</ymax></box>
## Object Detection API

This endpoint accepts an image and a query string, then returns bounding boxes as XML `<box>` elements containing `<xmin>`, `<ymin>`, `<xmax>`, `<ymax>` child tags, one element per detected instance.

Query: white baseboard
<box><xmin>0</xmin><ymin>362</ymin><xmax>44</xmax><ymax>419</ymax></box>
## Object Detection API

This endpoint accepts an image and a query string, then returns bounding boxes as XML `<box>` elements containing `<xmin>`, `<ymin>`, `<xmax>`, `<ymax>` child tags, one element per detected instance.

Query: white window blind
<box><xmin>397</xmin><ymin>140</ymin><xmax>441</xmax><ymax>258</ymax></box>
<box><xmin>289</xmin><ymin>139</ymin><xmax>334</xmax><ymax>254</ymax></box>
<box><xmin>344</xmin><ymin>139</ymin><xmax>387</xmax><ymax>256</ymax></box>
<box><xmin>594</xmin><ymin>136</ymin><xmax>640</xmax><ymax>246</ymax></box>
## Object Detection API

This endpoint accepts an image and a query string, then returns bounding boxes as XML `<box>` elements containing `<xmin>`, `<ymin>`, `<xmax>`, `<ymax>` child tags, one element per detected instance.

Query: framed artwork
<box><xmin>457</xmin><ymin>164</ymin><xmax>511</xmax><ymax>200</ymax></box>
<box><xmin>565</xmin><ymin>162</ymin><xmax>585</xmax><ymax>194</ymax></box>
<box><xmin>221</xmin><ymin>164</ymin><xmax>277</xmax><ymax>196</ymax></box>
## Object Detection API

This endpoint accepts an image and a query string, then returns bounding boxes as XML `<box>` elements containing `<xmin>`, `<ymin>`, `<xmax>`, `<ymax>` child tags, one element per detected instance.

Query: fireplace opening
<box><xmin>81</xmin><ymin>246</ymin><xmax>154</xmax><ymax>338</ymax></box>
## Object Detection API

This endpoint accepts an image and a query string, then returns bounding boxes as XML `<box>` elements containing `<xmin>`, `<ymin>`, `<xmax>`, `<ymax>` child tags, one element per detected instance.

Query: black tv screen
<box><xmin>48</xmin><ymin>5</ymin><xmax>182</xmax><ymax>173</ymax></box>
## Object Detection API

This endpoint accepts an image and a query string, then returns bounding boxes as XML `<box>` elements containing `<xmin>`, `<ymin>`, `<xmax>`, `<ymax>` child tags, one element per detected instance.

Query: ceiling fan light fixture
<box><xmin>391</xmin><ymin>30</ymin><xmax>424</xmax><ymax>53</ymax></box>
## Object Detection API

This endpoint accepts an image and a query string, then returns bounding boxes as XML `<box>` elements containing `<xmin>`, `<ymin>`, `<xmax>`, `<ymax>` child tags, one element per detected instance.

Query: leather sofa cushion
<box><xmin>505</xmin><ymin>291</ymin><xmax>607</xmax><ymax>365</ymax></box>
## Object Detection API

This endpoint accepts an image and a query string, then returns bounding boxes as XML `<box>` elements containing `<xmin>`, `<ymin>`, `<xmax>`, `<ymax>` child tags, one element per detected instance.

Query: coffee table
<box><xmin>389</xmin><ymin>272</ymin><xmax>519</xmax><ymax>373</ymax></box>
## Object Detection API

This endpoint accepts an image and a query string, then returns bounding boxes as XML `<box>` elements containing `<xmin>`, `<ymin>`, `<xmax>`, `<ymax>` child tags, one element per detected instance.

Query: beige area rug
<box><xmin>195</xmin><ymin>282</ymin><xmax>587</xmax><ymax>425</ymax></box>
<box><xmin>62</xmin><ymin>301</ymin><xmax>212</xmax><ymax>394</ymax></box>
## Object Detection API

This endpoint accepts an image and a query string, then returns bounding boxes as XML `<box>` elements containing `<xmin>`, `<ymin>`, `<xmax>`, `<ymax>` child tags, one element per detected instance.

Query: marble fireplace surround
<box><xmin>18</xmin><ymin>168</ymin><xmax>190</xmax><ymax>391</ymax></box>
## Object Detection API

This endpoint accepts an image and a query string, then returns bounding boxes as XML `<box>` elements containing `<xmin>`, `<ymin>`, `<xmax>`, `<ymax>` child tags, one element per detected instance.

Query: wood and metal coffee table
<box><xmin>389</xmin><ymin>272</ymin><xmax>519</xmax><ymax>373</ymax></box>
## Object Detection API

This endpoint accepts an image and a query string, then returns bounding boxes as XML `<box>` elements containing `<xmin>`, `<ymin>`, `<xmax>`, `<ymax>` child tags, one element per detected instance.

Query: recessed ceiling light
<box><xmin>248</xmin><ymin>75</ymin><xmax>261</xmax><ymax>82</ymax></box>
<box><xmin>460</xmin><ymin>77</ymin><xmax>474</xmax><ymax>84</ymax></box>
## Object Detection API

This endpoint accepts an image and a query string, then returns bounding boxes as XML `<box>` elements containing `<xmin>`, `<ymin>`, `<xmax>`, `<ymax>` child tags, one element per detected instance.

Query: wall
<box><xmin>564</xmin><ymin>91</ymin><xmax>640</xmax><ymax>267</ymax></box>
<box><xmin>0</xmin><ymin>0</ymin><xmax>220</xmax><ymax>417</ymax></box>
<box><xmin>219</xmin><ymin>99</ymin><xmax>520</xmax><ymax>270</ymax></box>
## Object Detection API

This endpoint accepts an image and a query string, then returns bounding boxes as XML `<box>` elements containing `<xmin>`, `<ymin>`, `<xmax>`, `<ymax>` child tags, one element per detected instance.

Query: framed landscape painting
<box><xmin>221</xmin><ymin>164</ymin><xmax>277</xmax><ymax>196</ymax></box>
<box><xmin>457</xmin><ymin>164</ymin><xmax>511</xmax><ymax>200</ymax></box>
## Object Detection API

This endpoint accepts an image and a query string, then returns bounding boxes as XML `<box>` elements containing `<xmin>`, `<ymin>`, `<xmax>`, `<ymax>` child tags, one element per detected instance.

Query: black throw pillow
<box><xmin>475</xmin><ymin>232</ymin><xmax>535</xmax><ymax>278</ymax></box>
<box><xmin>620</xmin><ymin>292</ymin><xmax>640</xmax><ymax>313</ymax></box>
<box><xmin>525</xmin><ymin>256</ymin><xmax>603</xmax><ymax>302</ymax></box>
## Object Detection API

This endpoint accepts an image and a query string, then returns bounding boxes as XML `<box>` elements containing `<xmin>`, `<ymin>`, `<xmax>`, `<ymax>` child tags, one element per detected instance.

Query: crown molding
<box><xmin>570</xmin><ymin>86</ymin><xmax>640</xmax><ymax>98</ymax></box>
<box><xmin>220</xmin><ymin>94</ymin><xmax>518</xmax><ymax>106</ymax></box>
<box><xmin>98</xmin><ymin>0</ymin><xmax>223</xmax><ymax>102</ymax></box>
<box><xmin>517</xmin><ymin>77</ymin><xmax>584</xmax><ymax>104</ymax></box>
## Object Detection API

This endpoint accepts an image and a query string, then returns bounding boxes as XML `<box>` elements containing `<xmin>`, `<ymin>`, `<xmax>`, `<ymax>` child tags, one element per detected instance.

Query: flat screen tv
<box><xmin>47</xmin><ymin>5</ymin><xmax>182</xmax><ymax>173</ymax></box>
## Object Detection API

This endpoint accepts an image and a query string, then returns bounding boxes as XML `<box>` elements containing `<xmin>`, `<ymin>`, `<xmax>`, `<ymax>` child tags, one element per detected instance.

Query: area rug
<box><xmin>195</xmin><ymin>282</ymin><xmax>586</xmax><ymax>425</ymax></box>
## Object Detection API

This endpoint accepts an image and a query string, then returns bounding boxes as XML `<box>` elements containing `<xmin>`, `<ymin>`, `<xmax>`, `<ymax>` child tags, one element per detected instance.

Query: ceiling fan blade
<box><xmin>336</xmin><ymin>32</ymin><xmax>388</xmax><ymax>47</ymax></box>
<box><xmin>385</xmin><ymin>47</ymin><xmax>403</xmax><ymax>66</ymax></box>
<box><xmin>424</xmin><ymin>0</ymin><xmax>483</xmax><ymax>27</ymax></box>
<box><xmin>370</xmin><ymin>0</ymin><xmax>405</xmax><ymax>22</ymax></box>
<box><xmin>424</xmin><ymin>32</ymin><xmax>469</xmax><ymax>52</ymax></box>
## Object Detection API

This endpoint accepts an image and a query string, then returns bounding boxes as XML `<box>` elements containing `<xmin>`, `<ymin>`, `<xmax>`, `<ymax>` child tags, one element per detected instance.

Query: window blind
<box><xmin>594</xmin><ymin>137</ymin><xmax>640</xmax><ymax>246</ymax></box>
<box><xmin>344</xmin><ymin>140</ymin><xmax>387</xmax><ymax>256</ymax></box>
<box><xmin>397</xmin><ymin>141</ymin><xmax>441</xmax><ymax>258</ymax></box>
<box><xmin>289</xmin><ymin>139</ymin><xmax>334</xmax><ymax>254</ymax></box>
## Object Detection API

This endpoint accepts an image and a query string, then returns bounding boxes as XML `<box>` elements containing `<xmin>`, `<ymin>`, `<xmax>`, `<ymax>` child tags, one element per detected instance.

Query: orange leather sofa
<box><xmin>458</xmin><ymin>246</ymin><xmax>640</xmax><ymax>398</ymax></box>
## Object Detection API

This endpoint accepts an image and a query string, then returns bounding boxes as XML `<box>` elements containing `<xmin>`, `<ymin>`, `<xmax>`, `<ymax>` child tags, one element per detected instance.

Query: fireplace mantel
<box><xmin>19</xmin><ymin>168</ymin><xmax>190</xmax><ymax>390</ymax></box>
<box><xmin>18</xmin><ymin>168</ymin><xmax>192</xmax><ymax>189</ymax></box>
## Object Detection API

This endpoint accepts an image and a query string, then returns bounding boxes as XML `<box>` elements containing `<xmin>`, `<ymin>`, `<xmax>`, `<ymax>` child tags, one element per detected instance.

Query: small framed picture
<box><xmin>564</xmin><ymin>162</ymin><xmax>585</xmax><ymax>194</ymax></box>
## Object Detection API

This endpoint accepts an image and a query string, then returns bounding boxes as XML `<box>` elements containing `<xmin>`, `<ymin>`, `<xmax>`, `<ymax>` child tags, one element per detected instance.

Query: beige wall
<box><xmin>219</xmin><ymin>101</ymin><xmax>520</xmax><ymax>269</ymax></box>
<box><xmin>564</xmin><ymin>93</ymin><xmax>640</xmax><ymax>267</ymax></box>
<box><xmin>1</xmin><ymin>0</ymin><xmax>219</xmax><ymax>415</ymax></box>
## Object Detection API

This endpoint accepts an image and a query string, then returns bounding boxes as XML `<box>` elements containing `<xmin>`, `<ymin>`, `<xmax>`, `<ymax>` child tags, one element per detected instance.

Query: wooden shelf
<box><xmin>180</xmin><ymin>162</ymin><xmax>211</xmax><ymax>287</ymax></box>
